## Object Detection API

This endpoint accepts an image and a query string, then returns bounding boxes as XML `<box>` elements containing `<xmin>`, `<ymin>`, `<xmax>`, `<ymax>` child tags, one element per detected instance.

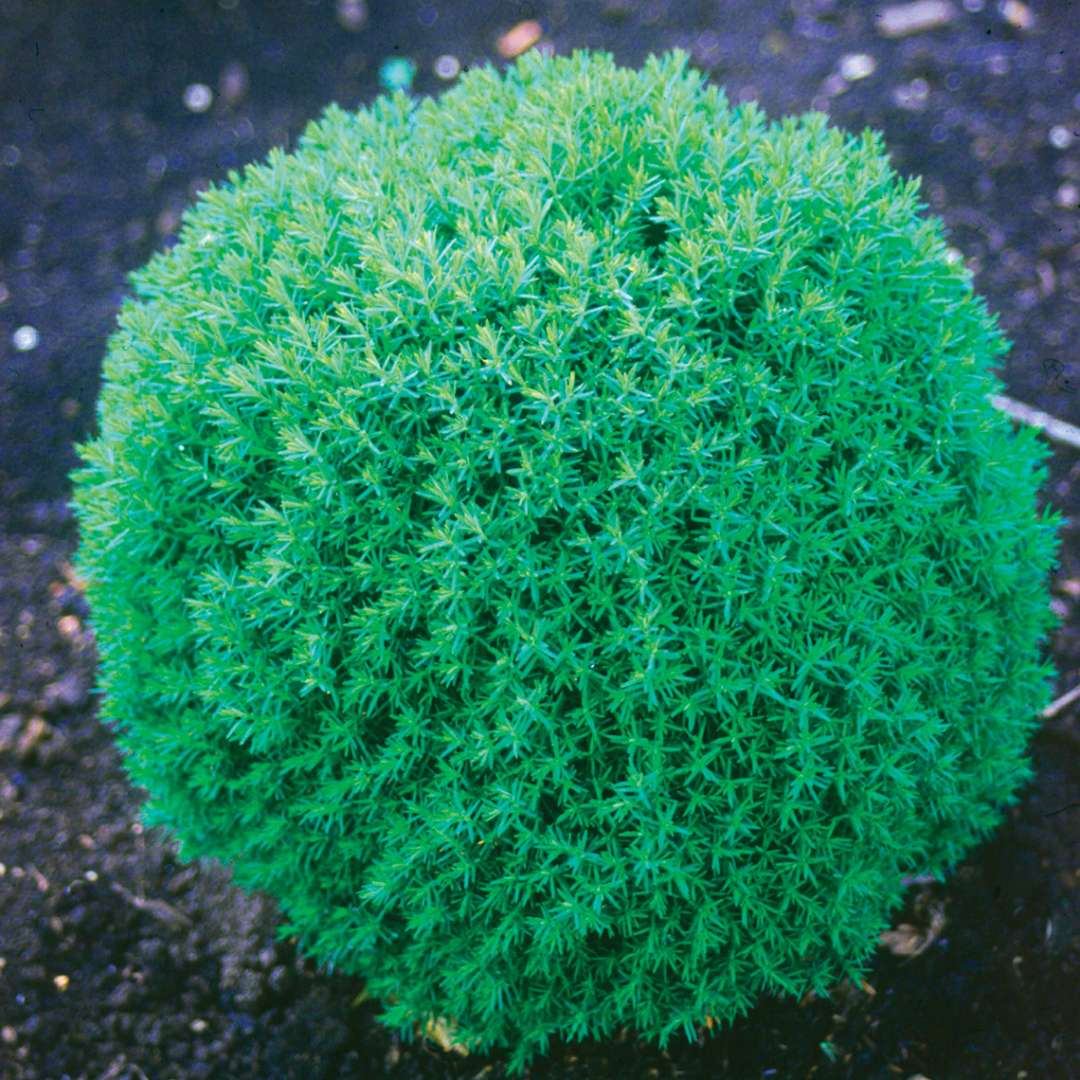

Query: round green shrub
<box><xmin>69</xmin><ymin>47</ymin><xmax>1061</xmax><ymax>1073</ymax></box>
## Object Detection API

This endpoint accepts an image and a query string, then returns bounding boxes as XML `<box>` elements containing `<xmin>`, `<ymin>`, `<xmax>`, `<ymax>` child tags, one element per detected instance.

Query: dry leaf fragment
<box><xmin>418</xmin><ymin>1013</ymin><xmax>473</xmax><ymax>1056</ymax></box>
<box><xmin>879</xmin><ymin>899</ymin><xmax>946</xmax><ymax>957</ymax></box>
<box><xmin>880</xmin><ymin>923</ymin><xmax>924</xmax><ymax>956</ymax></box>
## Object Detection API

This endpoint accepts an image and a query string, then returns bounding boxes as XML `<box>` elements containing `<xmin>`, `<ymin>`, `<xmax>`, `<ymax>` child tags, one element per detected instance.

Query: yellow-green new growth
<box><xmin>69</xmin><ymin>46</ymin><xmax>1061</xmax><ymax>1075</ymax></box>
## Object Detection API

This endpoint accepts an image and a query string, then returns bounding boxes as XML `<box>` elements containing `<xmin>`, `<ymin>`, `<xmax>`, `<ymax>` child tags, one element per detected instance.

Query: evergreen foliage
<box><xmin>68</xmin><ymin>47</ymin><xmax>1062</xmax><ymax>1073</ymax></box>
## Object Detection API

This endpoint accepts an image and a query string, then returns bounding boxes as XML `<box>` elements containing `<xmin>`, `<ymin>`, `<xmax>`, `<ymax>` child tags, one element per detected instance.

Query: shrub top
<box><xmin>69</xmin><ymin>47</ymin><xmax>1061</xmax><ymax>1074</ymax></box>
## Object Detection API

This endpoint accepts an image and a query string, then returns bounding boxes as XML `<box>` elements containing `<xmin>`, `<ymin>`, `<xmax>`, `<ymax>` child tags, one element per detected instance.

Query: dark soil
<box><xmin>1</xmin><ymin>1</ymin><xmax>1079</xmax><ymax>1078</ymax></box>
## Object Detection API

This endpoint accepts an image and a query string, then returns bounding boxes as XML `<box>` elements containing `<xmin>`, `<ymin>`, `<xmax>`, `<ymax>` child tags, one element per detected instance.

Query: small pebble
<box><xmin>433</xmin><ymin>54</ymin><xmax>460</xmax><ymax>80</ymax></box>
<box><xmin>1036</xmin><ymin>260</ymin><xmax>1054</xmax><ymax>298</ymax></box>
<box><xmin>53</xmin><ymin>974</ymin><xmax>70</xmax><ymax>991</ymax></box>
<box><xmin>761</xmin><ymin>30</ymin><xmax>788</xmax><ymax>56</ymax></box>
<box><xmin>336</xmin><ymin>0</ymin><xmax>368</xmax><ymax>31</ymax></box>
<box><xmin>1</xmin><ymin>1026</ymin><xmax>15</xmax><ymax>1044</ymax></box>
<box><xmin>1057</xmin><ymin>578</ymin><xmax>1080</xmax><ymax>598</ymax></box>
<box><xmin>893</xmin><ymin>77</ymin><xmax>931</xmax><ymax>110</ymax></box>
<box><xmin>692</xmin><ymin>30</ymin><xmax>721</xmax><ymax>68</ymax></box>
<box><xmin>821</xmin><ymin>72</ymin><xmax>848</xmax><ymax>98</ymax></box>
<box><xmin>987</xmin><ymin>53</ymin><xmax>1009</xmax><ymax>75</ymax></box>
<box><xmin>496</xmin><ymin>19</ymin><xmax>543</xmax><ymax>58</ymax></box>
<box><xmin>1015</xmin><ymin>285</ymin><xmax>1041</xmax><ymax>311</ymax></box>
<box><xmin>0</xmin><ymin>715</ymin><xmax>21</xmax><ymax>753</ymax></box>
<box><xmin>1049</xmin><ymin>125</ymin><xmax>1074</xmax><ymax>150</ymax></box>
<box><xmin>1055</xmin><ymin>183</ymin><xmax>1080</xmax><ymax>209</ymax></box>
<box><xmin>191</xmin><ymin>1018</ymin><xmax>209</xmax><ymax>1034</ymax></box>
<box><xmin>12</xmin><ymin>325</ymin><xmax>39</xmax><ymax>352</ymax></box>
<box><xmin>40</xmin><ymin>672</ymin><xmax>86</xmax><ymax>712</ymax></box>
<box><xmin>877</xmin><ymin>0</ymin><xmax>956</xmax><ymax>39</ymax></box>
<box><xmin>182</xmin><ymin>83</ymin><xmax>213</xmax><ymax>113</ymax></box>
<box><xmin>218</xmin><ymin>61</ymin><xmax>248</xmax><ymax>106</ymax></box>
<box><xmin>156</xmin><ymin>208</ymin><xmax>181</xmax><ymax>236</ymax></box>
<box><xmin>839</xmin><ymin>53</ymin><xmax>876</xmax><ymax>81</ymax></box>
<box><xmin>1001</xmin><ymin>0</ymin><xmax>1034</xmax><ymax>30</ymax></box>
<box><xmin>107</xmin><ymin>981</ymin><xmax>136</xmax><ymax>1009</ymax></box>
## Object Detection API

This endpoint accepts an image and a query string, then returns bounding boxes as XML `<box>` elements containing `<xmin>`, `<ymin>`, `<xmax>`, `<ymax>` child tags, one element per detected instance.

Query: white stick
<box><xmin>989</xmin><ymin>394</ymin><xmax>1080</xmax><ymax>452</ymax></box>
<box><xmin>1042</xmin><ymin>680</ymin><xmax>1080</xmax><ymax>719</ymax></box>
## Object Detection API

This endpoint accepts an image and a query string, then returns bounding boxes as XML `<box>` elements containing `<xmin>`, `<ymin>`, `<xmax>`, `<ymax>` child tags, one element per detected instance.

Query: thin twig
<box><xmin>1042</xmin><ymin>681</ymin><xmax>1080</xmax><ymax>719</ymax></box>
<box><xmin>110</xmin><ymin>880</ymin><xmax>193</xmax><ymax>931</ymax></box>
<box><xmin>988</xmin><ymin>394</ymin><xmax>1080</xmax><ymax>452</ymax></box>
<box><xmin>98</xmin><ymin>1057</ymin><xmax>149</xmax><ymax>1080</ymax></box>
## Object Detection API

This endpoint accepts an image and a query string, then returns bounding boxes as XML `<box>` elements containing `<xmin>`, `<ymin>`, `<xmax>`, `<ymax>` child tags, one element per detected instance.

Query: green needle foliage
<box><xmin>68</xmin><ymin>47</ymin><xmax>1062</xmax><ymax>1073</ymax></box>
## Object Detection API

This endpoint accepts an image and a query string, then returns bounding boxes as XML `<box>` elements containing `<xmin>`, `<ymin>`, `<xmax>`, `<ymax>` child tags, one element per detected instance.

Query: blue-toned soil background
<box><xmin>1</xmin><ymin>1</ymin><xmax>1079</xmax><ymax>1077</ymax></box>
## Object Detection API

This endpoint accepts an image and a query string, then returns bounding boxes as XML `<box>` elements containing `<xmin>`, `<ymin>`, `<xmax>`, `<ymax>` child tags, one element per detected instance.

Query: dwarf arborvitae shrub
<box><xmin>69</xmin><ymin>47</ymin><xmax>1061</xmax><ymax>1073</ymax></box>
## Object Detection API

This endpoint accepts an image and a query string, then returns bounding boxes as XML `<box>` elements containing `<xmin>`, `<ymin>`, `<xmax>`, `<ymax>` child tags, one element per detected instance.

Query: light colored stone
<box><xmin>840</xmin><ymin>53</ymin><xmax>877</xmax><ymax>81</ymax></box>
<box><xmin>877</xmin><ymin>0</ymin><xmax>956</xmax><ymax>38</ymax></box>
<box><xmin>1001</xmin><ymin>0</ymin><xmax>1034</xmax><ymax>30</ymax></box>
